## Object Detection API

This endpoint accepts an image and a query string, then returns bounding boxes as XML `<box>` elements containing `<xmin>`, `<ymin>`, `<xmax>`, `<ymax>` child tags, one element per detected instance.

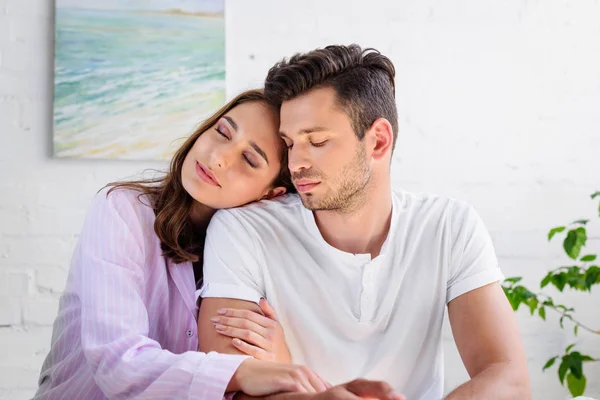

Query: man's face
<box><xmin>280</xmin><ymin>87</ymin><xmax>372</xmax><ymax>212</ymax></box>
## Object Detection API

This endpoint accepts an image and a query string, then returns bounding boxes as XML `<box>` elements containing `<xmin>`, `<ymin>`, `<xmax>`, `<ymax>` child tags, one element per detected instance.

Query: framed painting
<box><xmin>53</xmin><ymin>0</ymin><xmax>225</xmax><ymax>160</ymax></box>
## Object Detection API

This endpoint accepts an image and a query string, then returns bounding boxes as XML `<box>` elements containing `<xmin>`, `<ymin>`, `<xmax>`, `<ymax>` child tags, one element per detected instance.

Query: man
<box><xmin>198</xmin><ymin>44</ymin><xmax>530</xmax><ymax>399</ymax></box>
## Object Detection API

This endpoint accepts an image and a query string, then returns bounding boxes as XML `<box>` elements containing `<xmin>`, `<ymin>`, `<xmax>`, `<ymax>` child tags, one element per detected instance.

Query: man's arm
<box><xmin>198</xmin><ymin>209</ymin><xmax>267</xmax><ymax>355</ymax></box>
<box><xmin>445</xmin><ymin>282</ymin><xmax>531</xmax><ymax>400</ymax></box>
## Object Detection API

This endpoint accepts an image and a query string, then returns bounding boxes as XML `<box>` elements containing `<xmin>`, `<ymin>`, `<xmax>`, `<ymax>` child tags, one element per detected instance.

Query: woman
<box><xmin>35</xmin><ymin>89</ymin><xmax>327</xmax><ymax>400</ymax></box>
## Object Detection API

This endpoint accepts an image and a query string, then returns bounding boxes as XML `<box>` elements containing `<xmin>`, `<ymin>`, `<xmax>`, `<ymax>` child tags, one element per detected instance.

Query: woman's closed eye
<box><xmin>243</xmin><ymin>152</ymin><xmax>258</xmax><ymax>169</ymax></box>
<box><xmin>215</xmin><ymin>126</ymin><xmax>230</xmax><ymax>139</ymax></box>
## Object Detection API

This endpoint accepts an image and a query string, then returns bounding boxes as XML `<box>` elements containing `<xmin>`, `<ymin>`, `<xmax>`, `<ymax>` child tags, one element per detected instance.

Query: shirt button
<box><xmin>186</xmin><ymin>329</ymin><xmax>194</xmax><ymax>337</ymax></box>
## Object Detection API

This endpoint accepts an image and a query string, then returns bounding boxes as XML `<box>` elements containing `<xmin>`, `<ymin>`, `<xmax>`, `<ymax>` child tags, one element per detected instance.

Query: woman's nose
<box><xmin>212</xmin><ymin>146</ymin><xmax>234</xmax><ymax>170</ymax></box>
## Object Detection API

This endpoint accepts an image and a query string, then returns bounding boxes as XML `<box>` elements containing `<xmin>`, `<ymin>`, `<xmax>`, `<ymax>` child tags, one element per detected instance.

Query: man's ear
<box><xmin>366</xmin><ymin>118</ymin><xmax>394</xmax><ymax>161</ymax></box>
<box><xmin>261</xmin><ymin>186</ymin><xmax>287</xmax><ymax>200</ymax></box>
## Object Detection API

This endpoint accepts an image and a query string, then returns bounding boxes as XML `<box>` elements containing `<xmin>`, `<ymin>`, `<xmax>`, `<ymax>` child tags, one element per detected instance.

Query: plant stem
<box><xmin>544</xmin><ymin>302</ymin><xmax>600</xmax><ymax>334</ymax></box>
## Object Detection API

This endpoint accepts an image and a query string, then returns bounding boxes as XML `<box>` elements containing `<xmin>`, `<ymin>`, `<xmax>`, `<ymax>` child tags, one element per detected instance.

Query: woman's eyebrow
<box><xmin>223</xmin><ymin>116</ymin><xmax>268</xmax><ymax>164</ymax></box>
<box><xmin>223</xmin><ymin>116</ymin><xmax>238</xmax><ymax>131</ymax></box>
<box><xmin>249</xmin><ymin>141</ymin><xmax>268</xmax><ymax>165</ymax></box>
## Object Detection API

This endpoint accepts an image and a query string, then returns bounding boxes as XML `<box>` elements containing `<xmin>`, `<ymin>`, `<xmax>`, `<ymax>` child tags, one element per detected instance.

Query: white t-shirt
<box><xmin>200</xmin><ymin>191</ymin><xmax>504</xmax><ymax>400</ymax></box>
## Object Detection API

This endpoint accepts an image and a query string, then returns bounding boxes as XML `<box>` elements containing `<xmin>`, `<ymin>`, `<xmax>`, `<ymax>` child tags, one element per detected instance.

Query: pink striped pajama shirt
<box><xmin>35</xmin><ymin>188</ymin><xmax>248</xmax><ymax>399</ymax></box>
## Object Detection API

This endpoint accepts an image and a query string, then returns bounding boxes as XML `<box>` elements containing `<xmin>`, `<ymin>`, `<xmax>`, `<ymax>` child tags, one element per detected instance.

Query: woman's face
<box><xmin>182</xmin><ymin>101</ymin><xmax>286</xmax><ymax>209</ymax></box>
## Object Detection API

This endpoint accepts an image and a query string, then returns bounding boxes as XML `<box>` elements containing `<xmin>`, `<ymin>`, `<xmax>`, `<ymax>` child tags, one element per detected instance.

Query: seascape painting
<box><xmin>53</xmin><ymin>0</ymin><xmax>225</xmax><ymax>160</ymax></box>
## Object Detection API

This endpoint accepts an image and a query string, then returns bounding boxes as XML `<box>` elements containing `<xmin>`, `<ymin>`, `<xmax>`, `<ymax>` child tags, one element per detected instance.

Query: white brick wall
<box><xmin>1</xmin><ymin>0</ymin><xmax>599</xmax><ymax>399</ymax></box>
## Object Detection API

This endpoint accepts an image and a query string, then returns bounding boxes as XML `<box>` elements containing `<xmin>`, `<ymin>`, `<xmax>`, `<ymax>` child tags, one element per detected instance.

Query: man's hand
<box><xmin>234</xmin><ymin>378</ymin><xmax>405</xmax><ymax>400</ymax></box>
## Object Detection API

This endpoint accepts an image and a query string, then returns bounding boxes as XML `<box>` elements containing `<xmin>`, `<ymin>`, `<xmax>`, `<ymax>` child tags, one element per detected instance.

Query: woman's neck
<box><xmin>189</xmin><ymin>201</ymin><xmax>217</xmax><ymax>231</ymax></box>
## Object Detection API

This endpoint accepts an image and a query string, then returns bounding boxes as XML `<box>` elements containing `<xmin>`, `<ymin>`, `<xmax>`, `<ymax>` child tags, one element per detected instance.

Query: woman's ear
<box><xmin>261</xmin><ymin>186</ymin><xmax>287</xmax><ymax>200</ymax></box>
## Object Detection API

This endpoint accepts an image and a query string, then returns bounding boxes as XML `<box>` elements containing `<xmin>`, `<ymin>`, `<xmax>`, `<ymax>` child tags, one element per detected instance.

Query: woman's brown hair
<box><xmin>106</xmin><ymin>89</ymin><xmax>294</xmax><ymax>264</ymax></box>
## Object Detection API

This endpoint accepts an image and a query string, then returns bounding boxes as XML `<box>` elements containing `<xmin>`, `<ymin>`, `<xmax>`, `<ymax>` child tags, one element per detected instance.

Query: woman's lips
<box><xmin>195</xmin><ymin>161</ymin><xmax>220</xmax><ymax>187</ymax></box>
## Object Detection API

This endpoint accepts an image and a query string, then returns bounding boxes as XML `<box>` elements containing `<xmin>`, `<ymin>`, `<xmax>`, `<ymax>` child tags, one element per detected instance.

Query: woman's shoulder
<box><xmin>90</xmin><ymin>186</ymin><xmax>156</xmax><ymax>226</ymax></box>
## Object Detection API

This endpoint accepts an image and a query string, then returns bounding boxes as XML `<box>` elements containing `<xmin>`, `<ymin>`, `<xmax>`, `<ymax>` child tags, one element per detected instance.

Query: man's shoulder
<box><xmin>394</xmin><ymin>189</ymin><xmax>472</xmax><ymax>215</ymax></box>
<box><xmin>212</xmin><ymin>194</ymin><xmax>304</xmax><ymax>230</ymax></box>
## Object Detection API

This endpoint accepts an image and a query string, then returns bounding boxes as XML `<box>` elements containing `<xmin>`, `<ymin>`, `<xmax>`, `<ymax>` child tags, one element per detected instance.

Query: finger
<box><xmin>291</xmin><ymin>368</ymin><xmax>316</xmax><ymax>393</ymax></box>
<box><xmin>300</xmin><ymin>366</ymin><xmax>326</xmax><ymax>393</ymax></box>
<box><xmin>217</xmin><ymin>308</ymin><xmax>275</xmax><ymax>328</ymax></box>
<box><xmin>211</xmin><ymin>316</ymin><xmax>268</xmax><ymax>338</ymax></box>
<box><xmin>231</xmin><ymin>338</ymin><xmax>273</xmax><ymax>361</ymax></box>
<box><xmin>345</xmin><ymin>379</ymin><xmax>398</xmax><ymax>400</ymax></box>
<box><xmin>304</xmin><ymin>368</ymin><xmax>328</xmax><ymax>392</ymax></box>
<box><xmin>259</xmin><ymin>298</ymin><xmax>279</xmax><ymax>321</ymax></box>
<box><xmin>215</xmin><ymin>324</ymin><xmax>269</xmax><ymax>350</ymax></box>
<box><xmin>324</xmin><ymin>388</ymin><xmax>360</xmax><ymax>400</ymax></box>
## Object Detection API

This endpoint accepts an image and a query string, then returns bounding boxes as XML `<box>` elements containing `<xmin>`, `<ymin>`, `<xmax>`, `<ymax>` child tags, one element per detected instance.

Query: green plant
<box><xmin>502</xmin><ymin>191</ymin><xmax>600</xmax><ymax>397</ymax></box>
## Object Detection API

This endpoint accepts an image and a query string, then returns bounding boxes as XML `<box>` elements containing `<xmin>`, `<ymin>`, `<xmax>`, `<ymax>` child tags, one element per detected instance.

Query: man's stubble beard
<box><xmin>300</xmin><ymin>143</ymin><xmax>372</xmax><ymax>214</ymax></box>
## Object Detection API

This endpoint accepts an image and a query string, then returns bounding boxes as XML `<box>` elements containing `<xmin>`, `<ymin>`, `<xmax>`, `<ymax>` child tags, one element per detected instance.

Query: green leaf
<box><xmin>560</xmin><ymin>316</ymin><xmax>565</xmax><ymax>329</ymax></box>
<box><xmin>572</xmin><ymin>219</ymin><xmax>589</xmax><ymax>225</ymax></box>
<box><xmin>581</xmin><ymin>254</ymin><xmax>597</xmax><ymax>262</ymax></box>
<box><xmin>564</xmin><ymin>266</ymin><xmax>589</xmax><ymax>291</ymax></box>
<box><xmin>506</xmin><ymin>291</ymin><xmax>521</xmax><ymax>311</ymax></box>
<box><xmin>538</xmin><ymin>306</ymin><xmax>546</xmax><ymax>320</ymax></box>
<box><xmin>565</xmin><ymin>344</ymin><xmax>576</xmax><ymax>353</ymax></box>
<box><xmin>585</xmin><ymin>266</ymin><xmax>600</xmax><ymax>289</ymax></box>
<box><xmin>558</xmin><ymin>360</ymin><xmax>569</xmax><ymax>384</ymax></box>
<box><xmin>552</xmin><ymin>273</ymin><xmax>568</xmax><ymax>291</ymax></box>
<box><xmin>504</xmin><ymin>277</ymin><xmax>523</xmax><ymax>284</ymax></box>
<box><xmin>527</xmin><ymin>298</ymin><xmax>539</xmax><ymax>315</ymax></box>
<box><xmin>566</xmin><ymin>373</ymin><xmax>586</xmax><ymax>397</ymax></box>
<box><xmin>543</xmin><ymin>356</ymin><xmax>558</xmax><ymax>371</ymax></box>
<box><xmin>563</xmin><ymin>228</ymin><xmax>587</xmax><ymax>260</ymax></box>
<box><xmin>541</xmin><ymin>272</ymin><xmax>552</xmax><ymax>288</ymax></box>
<box><xmin>591</xmin><ymin>191</ymin><xmax>600</xmax><ymax>199</ymax></box>
<box><xmin>574</xmin><ymin>325</ymin><xmax>579</xmax><ymax>336</ymax></box>
<box><xmin>581</xmin><ymin>355</ymin><xmax>595</xmax><ymax>362</ymax></box>
<box><xmin>548</xmin><ymin>226</ymin><xmax>566</xmax><ymax>241</ymax></box>
<box><xmin>566</xmin><ymin>352</ymin><xmax>584</xmax><ymax>379</ymax></box>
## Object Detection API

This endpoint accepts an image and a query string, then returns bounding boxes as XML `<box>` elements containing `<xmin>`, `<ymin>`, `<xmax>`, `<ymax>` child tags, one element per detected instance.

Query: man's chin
<box><xmin>299</xmin><ymin>193</ymin><xmax>318</xmax><ymax>210</ymax></box>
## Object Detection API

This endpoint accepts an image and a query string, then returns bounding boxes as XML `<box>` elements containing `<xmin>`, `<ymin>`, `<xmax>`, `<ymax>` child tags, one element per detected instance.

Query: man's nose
<box><xmin>288</xmin><ymin>145</ymin><xmax>311</xmax><ymax>173</ymax></box>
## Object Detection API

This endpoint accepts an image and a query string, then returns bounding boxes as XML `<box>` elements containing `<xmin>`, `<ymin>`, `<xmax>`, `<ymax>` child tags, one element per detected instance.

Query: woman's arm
<box><xmin>74</xmin><ymin>190</ymin><xmax>246</xmax><ymax>399</ymax></box>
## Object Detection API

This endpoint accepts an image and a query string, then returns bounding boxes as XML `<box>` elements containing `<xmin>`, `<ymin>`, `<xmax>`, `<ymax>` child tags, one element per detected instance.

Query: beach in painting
<box><xmin>53</xmin><ymin>1</ymin><xmax>225</xmax><ymax>160</ymax></box>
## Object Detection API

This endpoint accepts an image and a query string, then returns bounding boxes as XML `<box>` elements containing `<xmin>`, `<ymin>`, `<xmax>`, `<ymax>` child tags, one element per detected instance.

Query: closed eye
<box><xmin>215</xmin><ymin>126</ymin><xmax>229</xmax><ymax>139</ymax></box>
<box><xmin>310</xmin><ymin>140</ymin><xmax>327</xmax><ymax>147</ymax></box>
<box><xmin>243</xmin><ymin>153</ymin><xmax>258</xmax><ymax>168</ymax></box>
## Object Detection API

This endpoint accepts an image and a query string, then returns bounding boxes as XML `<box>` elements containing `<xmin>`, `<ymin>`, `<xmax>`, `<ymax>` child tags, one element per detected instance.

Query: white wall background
<box><xmin>1</xmin><ymin>0</ymin><xmax>599</xmax><ymax>398</ymax></box>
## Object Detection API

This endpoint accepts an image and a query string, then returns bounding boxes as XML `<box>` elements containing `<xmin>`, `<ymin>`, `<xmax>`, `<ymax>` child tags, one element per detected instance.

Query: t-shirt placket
<box><xmin>359</xmin><ymin>262</ymin><xmax>376</xmax><ymax>322</ymax></box>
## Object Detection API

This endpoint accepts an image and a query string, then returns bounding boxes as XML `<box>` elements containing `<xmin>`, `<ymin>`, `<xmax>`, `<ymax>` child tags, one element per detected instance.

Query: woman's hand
<box><xmin>227</xmin><ymin>358</ymin><xmax>330</xmax><ymax>396</ymax></box>
<box><xmin>211</xmin><ymin>298</ymin><xmax>292</xmax><ymax>363</ymax></box>
<box><xmin>233</xmin><ymin>378</ymin><xmax>405</xmax><ymax>400</ymax></box>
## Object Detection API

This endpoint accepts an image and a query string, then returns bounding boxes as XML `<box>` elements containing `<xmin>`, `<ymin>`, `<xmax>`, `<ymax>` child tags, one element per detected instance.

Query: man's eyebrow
<box><xmin>279</xmin><ymin>127</ymin><xmax>327</xmax><ymax>138</ymax></box>
<box><xmin>249</xmin><ymin>141</ymin><xmax>268</xmax><ymax>164</ymax></box>
<box><xmin>223</xmin><ymin>116</ymin><xmax>238</xmax><ymax>131</ymax></box>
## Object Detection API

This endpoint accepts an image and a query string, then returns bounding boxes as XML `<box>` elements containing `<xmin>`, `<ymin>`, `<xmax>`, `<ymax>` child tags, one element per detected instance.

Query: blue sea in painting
<box><xmin>53</xmin><ymin>7</ymin><xmax>225</xmax><ymax>159</ymax></box>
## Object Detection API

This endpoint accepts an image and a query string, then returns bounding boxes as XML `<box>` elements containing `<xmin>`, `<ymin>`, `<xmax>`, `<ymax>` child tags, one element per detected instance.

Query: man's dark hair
<box><xmin>264</xmin><ymin>44</ymin><xmax>398</xmax><ymax>148</ymax></box>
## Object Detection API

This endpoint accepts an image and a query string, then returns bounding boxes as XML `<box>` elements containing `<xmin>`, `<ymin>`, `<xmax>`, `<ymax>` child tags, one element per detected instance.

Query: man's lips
<box><xmin>195</xmin><ymin>161</ymin><xmax>220</xmax><ymax>187</ymax></box>
<box><xmin>294</xmin><ymin>179</ymin><xmax>320</xmax><ymax>193</ymax></box>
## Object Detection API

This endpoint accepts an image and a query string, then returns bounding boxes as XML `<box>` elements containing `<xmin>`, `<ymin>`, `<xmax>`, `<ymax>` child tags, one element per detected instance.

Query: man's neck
<box><xmin>313</xmin><ymin>183</ymin><xmax>393</xmax><ymax>258</ymax></box>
